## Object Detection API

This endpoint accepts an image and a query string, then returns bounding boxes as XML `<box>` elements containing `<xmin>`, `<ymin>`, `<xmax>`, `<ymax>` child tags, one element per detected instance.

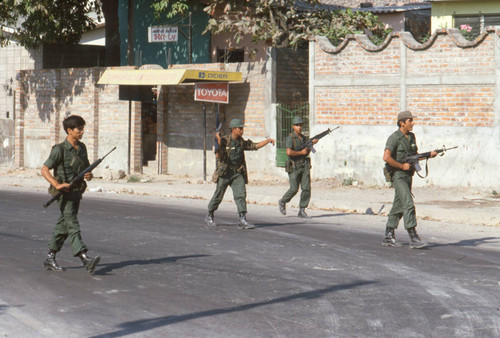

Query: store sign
<box><xmin>148</xmin><ymin>26</ymin><xmax>178</xmax><ymax>43</ymax></box>
<box><xmin>194</xmin><ymin>83</ymin><xmax>229</xmax><ymax>104</ymax></box>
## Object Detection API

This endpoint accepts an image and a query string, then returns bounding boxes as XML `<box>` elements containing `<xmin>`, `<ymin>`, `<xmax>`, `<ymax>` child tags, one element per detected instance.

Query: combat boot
<box><xmin>238</xmin><ymin>212</ymin><xmax>255</xmax><ymax>229</ymax></box>
<box><xmin>381</xmin><ymin>227</ymin><xmax>402</xmax><ymax>247</ymax></box>
<box><xmin>43</xmin><ymin>250</ymin><xmax>65</xmax><ymax>271</ymax></box>
<box><xmin>278</xmin><ymin>199</ymin><xmax>286</xmax><ymax>215</ymax></box>
<box><xmin>408</xmin><ymin>227</ymin><xmax>427</xmax><ymax>249</ymax></box>
<box><xmin>205</xmin><ymin>212</ymin><xmax>217</xmax><ymax>227</ymax></box>
<box><xmin>79</xmin><ymin>251</ymin><xmax>101</xmax><ymax>274</ymax></box>
<box><xmin>297</xmin><ymin>208</ymin><xmax>311</xmax><ymax>219</ymax></box>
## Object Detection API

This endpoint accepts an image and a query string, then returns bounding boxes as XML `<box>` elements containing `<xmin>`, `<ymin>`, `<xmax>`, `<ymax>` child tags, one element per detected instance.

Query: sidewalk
<box><xmin>1</xmin><ymin>167</ymin><xmax>499</xmax><ymax>227</ymax></box>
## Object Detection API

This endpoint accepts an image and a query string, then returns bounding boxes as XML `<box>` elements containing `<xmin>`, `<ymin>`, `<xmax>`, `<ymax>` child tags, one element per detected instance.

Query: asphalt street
<box><xmin>0</xmin><ymin>189</ymin><xmax>499</xmax><ymax>337</ymax></box>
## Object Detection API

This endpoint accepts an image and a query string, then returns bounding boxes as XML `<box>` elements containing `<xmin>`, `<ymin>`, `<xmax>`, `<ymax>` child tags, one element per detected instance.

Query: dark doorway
<box><xmin>142</xmin><ymin>101</ymin><xmax>157</xmax><ymax>167</ymax></box>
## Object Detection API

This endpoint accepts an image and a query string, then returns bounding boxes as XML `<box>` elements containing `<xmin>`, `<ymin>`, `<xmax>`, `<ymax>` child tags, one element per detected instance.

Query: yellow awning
<box><xmin>97</xmin><ymin>69</ymin><xmax>242</xmax><ymax>85</ymax></box>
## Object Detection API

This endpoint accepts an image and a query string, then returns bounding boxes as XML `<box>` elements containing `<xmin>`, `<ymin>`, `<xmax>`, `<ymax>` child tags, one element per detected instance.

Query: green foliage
<box><xmin>152</xmin><ymin>0</ymin><xmax>190</xmax><ymax>19</ymax></box>
<box><xmin>202</xmin><ymin>1</ymin><xmax>392</xmax><ymax>50</ymax></box>
<box><xmin>0</xmin><ymin>0</ymin><xmax>101</xmax><ymax>48</ymax></box>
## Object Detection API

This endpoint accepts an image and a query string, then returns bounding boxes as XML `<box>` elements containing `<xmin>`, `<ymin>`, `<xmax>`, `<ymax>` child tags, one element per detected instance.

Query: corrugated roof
<box><xmin>319</xmin><ymin>0</ymin><xmax>428</xmax><ymax>7</ymax></box>
<box><xmin>355</xmin><ymin>3</ymin><xmax>431</xmax><ymax>13</ymax></box>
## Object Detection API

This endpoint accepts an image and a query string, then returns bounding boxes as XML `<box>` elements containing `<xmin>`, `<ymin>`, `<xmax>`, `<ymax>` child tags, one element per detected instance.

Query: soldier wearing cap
<box><xmin>205</xmin><ymin>118</ymin><xmax>275</xmax><ymax>229</ymax></box>
<box><xmin>382</xmin><ymin>110</ymin><xmax>436</xmax><ymax>248</ymax></box>
<box><xmin>278</xmin><ymin>116</ymin><xmax>318</xmax><ymax>219</ymax></box>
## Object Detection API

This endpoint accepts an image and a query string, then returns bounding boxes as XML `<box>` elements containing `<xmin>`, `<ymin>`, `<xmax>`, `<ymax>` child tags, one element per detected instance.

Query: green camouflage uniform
<box><xmin>44</xmin><ymin>139</ymin><xmax>89</xmax><ymax>256</ymax></box>
<box><xmin>385</xmin><ymin>129</ymin><xmax>418</xmax><ymax>230</ymax></box>
<box><xmin>281</xmin><ymin>132</ymin><xmax>311</xmax><ymax>208</ymax></box>
<box><xmin>208</xmin><ymin>135</ymin><xmax>258</xmax><ymax>213</ymax></box>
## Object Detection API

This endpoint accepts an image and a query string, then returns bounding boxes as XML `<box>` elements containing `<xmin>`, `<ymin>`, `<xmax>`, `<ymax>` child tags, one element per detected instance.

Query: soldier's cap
<box><xmin>397</xmin><ymin>110</ymin><xmax>416</xmax><ymax>121</ymax></box>
<box><xmin>292</xmin><ymin>116</ymin><xmax>304</xmax><ymax>125</ymax></box>
<box><xmin>229</xmin><ymin>118</ymin><xmax>244</xmax><ymax>129</ymax></box>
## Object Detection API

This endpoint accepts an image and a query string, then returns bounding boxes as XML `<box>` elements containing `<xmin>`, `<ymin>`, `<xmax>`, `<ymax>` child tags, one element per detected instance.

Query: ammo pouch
<box><xmin>48</xmin><ymin>176</ymin><xmax>63</xmax><ymax>196</ymax></box>
<box><xmin>383</xmin><ymin>166</ymin><xmax>393</xmax><ymax>183</ymax></box>
<box><xmin>212</xmin><ymin>162</ymin><xmax>228</xmax><ymax>183</ymax></box>
<box><xmin>285</xmin><ymin>160</ymin><xmax>293</xmax><ymax>173</ymax></box>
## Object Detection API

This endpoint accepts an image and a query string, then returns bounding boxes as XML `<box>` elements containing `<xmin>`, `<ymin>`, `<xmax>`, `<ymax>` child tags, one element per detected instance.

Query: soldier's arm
<box><xmin>41</xmin><ymin>165</ymin><xmax>70</xmax><ymax>191</ymax></box>
<box><xmin>255</xmin><ymin>138</ymin><xmax>275</xmax><ymax>149</ymax></box>
<box><xmin>383</xmin><ymin>149</ymin><xmax>410</xmax><ymax>171</ymax></box>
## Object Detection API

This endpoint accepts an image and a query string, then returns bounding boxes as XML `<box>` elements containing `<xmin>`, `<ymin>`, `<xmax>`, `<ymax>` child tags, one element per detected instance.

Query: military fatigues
<box><xmin>385</xmin><ymin>129</ymin><xmax>418</xmax><ymax>230</ymax></box>
<box><xmin>208</xmin><ymin>135</ymin><xmax>258</xmax><ymax>213</ymax></box>
<box><xmin>44</xmin><ymin>139</ymin><xmax>90</xmax><ymax>256</ymax></box>
<box><xmin>281</xmin><ymin>132</ymin><xmax>311</xmax><ymax>208</ymax></box>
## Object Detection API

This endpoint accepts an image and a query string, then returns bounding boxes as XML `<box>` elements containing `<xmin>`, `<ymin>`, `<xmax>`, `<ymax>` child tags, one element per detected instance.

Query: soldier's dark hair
<box><xmin>62</xmin><ymin>115</ymin><xmax>86</xmax><ymax>134</ymax></box>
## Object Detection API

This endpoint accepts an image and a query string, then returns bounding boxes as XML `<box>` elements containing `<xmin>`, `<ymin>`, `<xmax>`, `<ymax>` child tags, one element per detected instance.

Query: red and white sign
<box><xmin>194</xmin><ymin>82</ymin><xmax>229</xmax><ymax>104</ymax></box>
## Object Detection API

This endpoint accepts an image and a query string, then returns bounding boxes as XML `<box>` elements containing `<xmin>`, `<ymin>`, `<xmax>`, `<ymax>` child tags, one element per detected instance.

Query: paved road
<box><xmin>1</xmin><ymin>190</ymin><xmax>499</xmax><ymax>337</ymax></box>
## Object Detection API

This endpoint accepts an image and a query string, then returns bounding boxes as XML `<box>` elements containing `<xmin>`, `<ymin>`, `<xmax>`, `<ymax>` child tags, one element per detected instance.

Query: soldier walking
<box><xmin>382</xmin><ymin>111</ymin><xmax>436</xmax><ymax>249</ymax></box>
<box><xmin>278</xmin><ymin>116</ymin><xmax>318</xmax><ymax>219</ymax></box>
<box><xmin>205</xmin><ymin>118</ymin><xmax>275</xmax><ymax>229</ymax></box>
<box><xmin>41</xmin><ymin>115</ymin><xmax>100</xmax><ymax>273</ymax></box>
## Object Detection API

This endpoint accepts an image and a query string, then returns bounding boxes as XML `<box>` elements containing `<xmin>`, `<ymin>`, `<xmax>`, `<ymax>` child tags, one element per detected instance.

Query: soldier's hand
<box><xmin>303</xmin><ymin>148</ymin><xmax>311</xmax><ymax>155</ymax></box>
<box><xmin>84</xmin><ymin>172</ymin><xmax>93</xmax><ymax>181</ymax></box>
<box><xmin>430</xmin><ymin>150</ymin><xmax>438</xmax><ymax>158</ymax></box>
<box><xmin>402</xmin><ymin>163</ymin><xmax>411</xmax><ymax>171</ymax></box>
<box><xmin>312</xmin><ymin>139</ymin><xmax>319</xmax><ymax>145</ymax></box>
<box><xmin>56</xmin><ymin>183</ymin><xmax>71</xmax><ymax>192</ymax></box>
<box><xmin>268</xmin><ymin>138</ymin><xmax>275</xmax><ymax>146</ymax></box>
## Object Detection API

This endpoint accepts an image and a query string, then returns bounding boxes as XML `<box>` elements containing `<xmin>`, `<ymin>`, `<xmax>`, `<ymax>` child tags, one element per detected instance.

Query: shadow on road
<box><xmin>90</xmin><ymin>280</ymin><xmax>377</xmax><ymax>337</ymax></box>
<box><xmin>93</xmin><ymin>255</ymin><xmax>210</xmax><ymax>276</ymax></box>
<box><xmin>427</xmin><ymin>237</ymin><xmax>500</xmax><ymax>248</ymax></box>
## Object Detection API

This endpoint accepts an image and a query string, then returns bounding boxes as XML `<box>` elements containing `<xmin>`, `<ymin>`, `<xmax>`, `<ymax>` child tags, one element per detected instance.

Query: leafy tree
<box><xmin>0</xmin><ymin>0</ymin><xmax>120</xmax><ymax>66</ymax></box>
<box><xmin>0</xmin><ymin>0</ymin><xmax>100</xmax><ymax>48</ymax></box>
<box><xmin>203</xmin><ymin>1</ymin><xmax>391</xmax><ymax>49</ymax></box>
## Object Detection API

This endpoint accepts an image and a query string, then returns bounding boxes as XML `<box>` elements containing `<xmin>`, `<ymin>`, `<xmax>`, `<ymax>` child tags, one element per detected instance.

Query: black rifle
<box><xmin>297</xmin><ymin>126</ymin><xmax>339</xmax><ymax>153</ymax></box>
<box><xmin>386</xmin><ymin>145</ymin><xmax>458</xmax><ymax>179</ymax></box>
<box><xmin>43</xmin><ymin>147</ymin><xmax>116</xmax><ymax>208</ymax></box>
<box><xmin>214</xmin><ymin>107</ymin><xmax>223</xmax><ymax>153</ymax></box>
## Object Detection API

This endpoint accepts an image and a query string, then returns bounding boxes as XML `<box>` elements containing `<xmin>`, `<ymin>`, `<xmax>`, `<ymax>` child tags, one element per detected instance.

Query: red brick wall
<box><xmin>312</xmin><ymin>29</ymin><xmax>498</xmax><ymax>128</ymax></box>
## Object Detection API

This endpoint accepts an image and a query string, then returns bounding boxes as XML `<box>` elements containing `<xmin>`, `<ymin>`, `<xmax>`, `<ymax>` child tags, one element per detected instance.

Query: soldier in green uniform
<box><xmin>382</xmin><ymin>110</ymin><xmax>436</xmax><ymax>249</ymax></box>
<box><xmin>205</xmin><ymin>118</ymin><xmax>275</xmax><ymax>229</ymax></box>
<box><xmin>41</xmin><ymin>115</ymin><xmax>100</xmax><ymax>273</ymax></box>
<box><xmin>278</xmin><ymin>116</ymin><xmax>318</xmax><ymax>219</ymax></box>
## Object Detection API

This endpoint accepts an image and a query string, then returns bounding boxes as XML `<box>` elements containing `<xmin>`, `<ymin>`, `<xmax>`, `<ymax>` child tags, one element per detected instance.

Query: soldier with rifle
<box><xmin>205</xmin><ymin>118</ymin><xmax>275</xmax><ymax>229</ymax></box>
<box><xmin>278</xmin><ymin>116</ymin><xmax>322</xmax><ymax>219</ymax></box>
<box><xmin>382</xmin><ymin>110</ymin><xmax>437</xmax><ymax>249</ymax></box>
<box><xmin>41</xmin><ymin>115</ymin><xmax>101</xmax><ymax>273</ymax></box>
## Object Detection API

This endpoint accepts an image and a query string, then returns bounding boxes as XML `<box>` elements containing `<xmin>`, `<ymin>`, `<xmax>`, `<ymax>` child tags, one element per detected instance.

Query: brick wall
<box><xmin>310</xmin><ymin>28</ymin><xmax>500</xmax><ymax>188</ymax></box>
<box><xmin>15</xmin><ymin>67</ymin><xmax>131</xmax><ymax>174</ymax></box>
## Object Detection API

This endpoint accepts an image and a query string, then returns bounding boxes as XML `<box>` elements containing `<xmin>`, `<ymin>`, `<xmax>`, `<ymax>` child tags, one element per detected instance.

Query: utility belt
<box><xmin>228</xmin><ymin>163</ymin><xmax>244</xmax><ymax>171</ymax></box>
<box><xmin>285</xmin><ymin>157</ymin><xmax>310</xmax><ymax>173</ymax></box>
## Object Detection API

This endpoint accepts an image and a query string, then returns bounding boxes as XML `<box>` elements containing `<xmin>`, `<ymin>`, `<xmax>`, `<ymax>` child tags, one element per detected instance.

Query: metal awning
<box><xmin>97</xmin><ymin>68</ymin><xmax>242</xmax><ymax>85</ymax></box>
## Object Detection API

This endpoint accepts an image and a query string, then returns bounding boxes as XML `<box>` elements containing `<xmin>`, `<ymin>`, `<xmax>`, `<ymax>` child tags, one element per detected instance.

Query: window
<box><xmin>217</xmin><ymin>48</ymin><xmax>244</xmax><ymax>63</ymax></box>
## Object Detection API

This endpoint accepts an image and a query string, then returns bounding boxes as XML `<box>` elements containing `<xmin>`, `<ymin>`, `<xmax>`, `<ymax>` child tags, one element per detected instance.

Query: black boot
<box><xmin>43</xmin><ymin>250</ymin><xmax>65</xmax><ymax>271</ymax></box>
<box><xmin>381</xmin><ymin>227</ymin><xmax>402</xmax><ymax>247</ymax></box>
<box><xmin>408</xmin><ymin>227</ymin><xmax>427</xmax><ymax>249</ymax></box>
<box><xmin>238</xmin><ymin>212</ymin><xmax>255</xmax><ymax>229</ymax></box>
<box><xmin>205</xmin><ymin>212</ymin><xmax>217</xmax><ymax>227</ymax></box>
<box><xmin>278</xmin><ymin>199</ymin><xmax>286</xmax><ymax>215</ymax></box>
<box><xmin>79</xmin><ymin>251</ymin><xmax>101</xmax><ymax>274</ymax></box>
<box><xmin>297</xmin><ymin>208</ymin><xmax>311</xmax><ymax>219</ymax></box>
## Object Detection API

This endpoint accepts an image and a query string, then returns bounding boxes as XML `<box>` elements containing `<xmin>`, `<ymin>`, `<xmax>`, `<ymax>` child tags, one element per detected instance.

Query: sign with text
<box><xmin>148</xmin><ymin>26</ymin><xmax>178</xmax><ymax>43</ymax></box>
<box><xmin>194</xmin><ymin>82</ymin><xmax>229</xmax><ymax>104</ymax></box>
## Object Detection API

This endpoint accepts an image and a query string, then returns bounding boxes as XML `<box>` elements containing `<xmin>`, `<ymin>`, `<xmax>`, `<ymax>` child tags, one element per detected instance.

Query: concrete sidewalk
<box><xmin>1</xmin><ymin>167</ymin><xmax>499</xmax><ymax>227</ymax></box>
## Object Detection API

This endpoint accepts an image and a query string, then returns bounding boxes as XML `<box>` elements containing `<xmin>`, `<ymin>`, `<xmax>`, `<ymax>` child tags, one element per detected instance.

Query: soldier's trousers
<box><xmin>281</xmin><ymin>163</ymin><xmax>311</xmax><ymax>208</ymax></box>
<box><xmin>208</xmin><ymin>169</ymin><xmax>247</xmax><ymax>214</ymax></box>
<box><xmin>48</xmin><ymin>193</ymin><xmax>87</xmax><ymax>256</ymax></box>
<box><xmin>386</xmin><ymin>173</ymin><xmax>417</xmax><ymax>230</ymax></box>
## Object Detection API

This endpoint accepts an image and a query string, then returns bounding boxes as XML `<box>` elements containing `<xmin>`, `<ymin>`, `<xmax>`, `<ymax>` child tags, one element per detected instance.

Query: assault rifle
<box><xmin>43</xmin><ymin>147</ymin><xmax>117</xmax><ymax>208</ymax></box>
<box><xmin>297</xmin><ymin>126</ymin><xmax>339</xmax><ymax>153</ymax></box>
<box><xmin>387</xmin><ymin>145</ymin><xmax>458</xmax><ymax>179</ymax></box>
